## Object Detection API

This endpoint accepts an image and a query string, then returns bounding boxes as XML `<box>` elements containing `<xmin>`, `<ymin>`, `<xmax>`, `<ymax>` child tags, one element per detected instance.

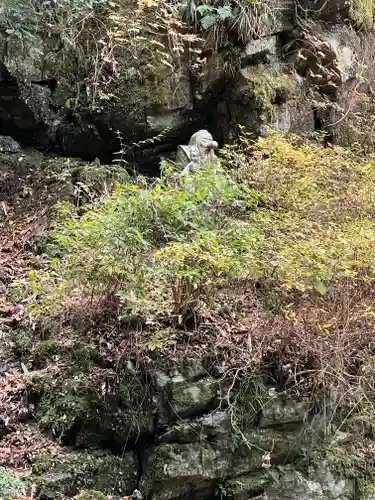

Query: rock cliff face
<box><xmin>28</xmin><ymin>359</ymin><xmax>359</xmax><ymax>500</ymax></box>
<box><xmin>0</xmin><ymin>0</ymin><xmax>374</xmax><ymax>172</ymax></box>
<box><xmin>1</xmin><ymin>1</ymin><xmax>375</xmax><ymax>498</ymax></box>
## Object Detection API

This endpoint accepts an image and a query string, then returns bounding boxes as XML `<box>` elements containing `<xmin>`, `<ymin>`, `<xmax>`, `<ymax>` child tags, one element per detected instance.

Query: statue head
<box><xmin>188</xmin><ymin>130</ymin><xmax>218</xmax><ymax>157</ymax></box>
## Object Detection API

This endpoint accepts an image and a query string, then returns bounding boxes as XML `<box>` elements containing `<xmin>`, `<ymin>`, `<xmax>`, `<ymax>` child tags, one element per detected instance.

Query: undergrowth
<box><xmin>180</xmin><ymin>0</ymin><xmax>279</xmax><ymax>48</ymax></box>
<box><xmin>11</xmin><ymin>131</ymin><xmax>375</xmax><ymax>411</ymax></box>
<box><xmin>15</xmin><ymin>163</ymin><xmax>259</xmax><ymax>319</ymax></box>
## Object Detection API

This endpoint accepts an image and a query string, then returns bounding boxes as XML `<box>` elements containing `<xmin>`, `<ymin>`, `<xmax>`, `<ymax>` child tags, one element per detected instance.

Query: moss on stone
<box><xmin>223</xmin><ymin>471</ymin><xmax>279</xmax><ymax>499</ymax></box>
<box><xmin>140</xmin><ymin>443</ymin><xmax>189</xmax><ymax>498</ymax></box>
<box><xmin>241</xmin><ymin>66</ymin><xmax>296</xmax><ymax>110</ymax></box>
<box><xmin>168</xmin><ymin>377</ymin><xmax>217</xmax><ymax>418</ymax></box>
<box><xmin>309</xmin><ymin>437</ymin><xmax>375</xmax><ymax>499</ymax></box>
<box><xmin>35</xmin><ymin>374</ymin><xmax>97</xmax><ymax>438</ymax></box>
<box><xmin>141</xmin><ymin>429</ymin><xmax>297</xmax><ymax>499</ymax></box>
<box><xmin>36</xmin><ymin>451</ymin><xmax>137</xmax><ymax>498</ymax></box>
<box><xmin>112</xmin><ymin>38</ymin><xmax>189</xmax><ymax>111</ymax></box>
<box><xmin>34</xmin><ymin>367</ymin><xmax>155</xmax><ymax>445</ymax></box>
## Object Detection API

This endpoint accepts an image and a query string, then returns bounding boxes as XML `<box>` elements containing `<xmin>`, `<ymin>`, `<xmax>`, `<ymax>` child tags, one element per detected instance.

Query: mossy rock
<box><xmin>36</xmin><ymin>451</ymin><xmax>137</xmax><ymax>499</ymax></box>
<box><xmin>158</xmin><ymin>374</ymin><xmax>218</xmax><ymax>421</ymax></box>
<box><xmin>141</xmin><ymin>426</ymin><xmax>302</xmax><ymax>500</ymax></box>
<box><xmin>35</xmin><ymin>368</ymin><xmax>155</xmax><ymax>446</ymax></box>
<box><xmin>140</xmin><ymin>442</ymin><xmax>218</xmax><ymax>500</ymax></box>
<box><xmin>238</xmin><ymin>65</ymin><xmax>296</xmax><ymax>110</ymax></box>
<box><xmin>75</xmin><ymin>370</ymin><xmax>156</xmax><ymax>449</ymax></box>
<box><xmin>34</xmin><ymin>370</ymin><xmax>103</xmax><ymax>439</ymax></box>
<box><xmin>223</xmin><ymin>471</ymin><xmax>279</xmax><ymax>499</ymax></box>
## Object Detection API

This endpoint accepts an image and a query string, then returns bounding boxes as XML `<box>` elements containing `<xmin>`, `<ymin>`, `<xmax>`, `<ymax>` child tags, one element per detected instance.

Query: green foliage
<box><xmin>0</xmin><ymin>467</ymin><xmax>26</xmax><ymax>499</ymax></box>
<box><xmin>223</xmin><ymin>131</ymin><xmax>375</xmax><ymax>296</ymax></box>
<box><xmin>32</xmin><ymin>452</ymin><xmax>54</xmax><ymax>475</ymax></box>
<box><xmin>72</xmin><ymin>343</ymin><xmax>98</xmax><ymax>372</ymax></box>
<box><xmin>1</xmin><ymin>0</ymin><xmax>194</xmax><ymax>111</ymax></box>
<box><xmin>1</xmin><ymin>0</ymin><xmax>106</xmax><ymax>44</ymax></box>
<box><xmin>1</xmin><ymin>0</ymin><xmax>40</xmax><ymax>44</ymax></box>
<box><xmin>143</xmin><ymin>329</ymin><xmax>177</xmax><ymax>351</ymax></box>
<box><xmin>350</xmin><ymin>0</ymin><xmax>374</xmax><ymax>29</ymax></box>
<box><xmin>19</xmin><ymin>164</ymin><xmax>260</xmax><ymax>319</ymax></box>
<box><xmin>27</xmin><ymin>372</ymin><xmax>54</xmax><ymax>404</ymax></box>
<box><xmin>35</xmin><ymin>339</ymin><xmax>60</xmax><ymax>365</ymax></box>
<box><xmin>196</xmin><ymin>4</ymin><xmax>233</xmax><ymax>30</ymax></box>
<box><xmin>180</xmin><ymin>0</ymin><xmax>276</xmax><ymax>46</ymax></box>
<box><xmin>12</xmin><ymin>329</ymin><xmax>33</xmax><ymax>359</ymax></box>
<box><xmin>230</xmin><ymin>372</ymin><xmax>269</xmax><ymax>429</ymax></box>
<box><xmin>17</xmin><ymin>132</ymin><xmax>375</xmax><ymax>323</ymax></box>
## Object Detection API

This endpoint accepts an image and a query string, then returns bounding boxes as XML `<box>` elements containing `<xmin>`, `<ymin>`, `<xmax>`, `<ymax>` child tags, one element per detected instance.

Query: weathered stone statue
<box><xmin>176</xmin><ymin>130</ymin><xmax>219</xmax><ymax>175</ymax></box>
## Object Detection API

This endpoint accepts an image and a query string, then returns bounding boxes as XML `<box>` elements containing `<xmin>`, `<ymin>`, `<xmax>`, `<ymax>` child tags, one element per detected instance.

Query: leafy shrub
<box><xmin>1</xmin><ymin>0</ymin><xmax>106</xmax><ymax>44</ymax></box>
<box><xmin>34</xmin><ymin>339</ymin><xmax>61</xmax><ymax>365</ymax></box>
<box><xmin>0</xmin><ymin>467</ymin><xmax>26</xmax><ymax>499</ymax></box>
<box><xmin>16</xmin><ymin>132</ymin><xmax>375</xmax><ymax>323</ymax></box>
<box><xmin>31</xmin><ymin>452</ymin><xmax>54</xmax><ymax>475</ymax></box>
<box><xmin>16</xmin><ymin>164</ymin><xmax>260</xmax><ymax>319</ymax></box>
<box><xmin>12</xmin><ymin>329</ymin><xmax>33</xmax><ymax>359</ymax></box>
<box><xmin>10</xmin><ymin>131</ymin><xmax>375</xmax><ymax>423</ymax></box>
<box><xmin>223</xmin><ymin>131</ymin><xmax>375</xmax><ymax>296</ymax></box>
<box><xmin>195</xmin><ymin>4</ymin><xmax>233</xmax><ymax>30</ymax></box>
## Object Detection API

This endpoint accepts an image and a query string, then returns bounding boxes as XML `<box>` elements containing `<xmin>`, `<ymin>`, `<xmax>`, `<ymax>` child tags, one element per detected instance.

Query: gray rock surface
<box><xmin>259</xmin><ymin>395</ymin><xmax>311</xmax><ymax>427</ymax></box>
<box><xmin>264</xmin><ymin>465</ymin><xmax>355</xmax><ymax>500</ymax></box>
<box><xmin>0</xmin><ymin>136</ymin><xmax>22</xmax><ymax>153</ymax></box>
<box><xmin>167</xmin><ymin>375</ymin><xmax>218</xmax><ymax>417</ymax></box>
<box><xmin>141</xmin><ymin>425</ymin><xmax>308</xmax><ymax>499</ymax></box>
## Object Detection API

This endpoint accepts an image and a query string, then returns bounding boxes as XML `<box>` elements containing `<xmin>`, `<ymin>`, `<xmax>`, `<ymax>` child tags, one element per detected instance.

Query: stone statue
<box><xmin>176</xmin><ymin>130</ymin><xmax>219</xmax><ymax>175</ymax></box>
